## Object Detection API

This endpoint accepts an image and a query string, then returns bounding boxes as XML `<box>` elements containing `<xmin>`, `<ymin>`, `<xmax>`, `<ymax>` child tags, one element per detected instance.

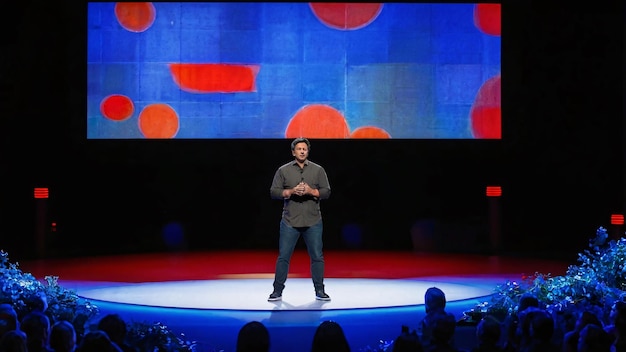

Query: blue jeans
<box><xmin>273</xmin><ymin>219</ymin><xmax>325</xmax><ymax>293</ymax></box>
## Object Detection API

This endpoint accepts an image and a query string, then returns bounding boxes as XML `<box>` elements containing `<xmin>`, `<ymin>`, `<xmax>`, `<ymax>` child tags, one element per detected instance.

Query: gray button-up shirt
<box><xmin>270</xmin><ymin>159</ymin><xmax>331</xmax><ymax>227</ymax></box>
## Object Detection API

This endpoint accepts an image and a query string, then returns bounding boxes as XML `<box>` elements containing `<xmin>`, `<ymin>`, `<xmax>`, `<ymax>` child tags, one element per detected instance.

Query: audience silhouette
<box><xmin>501</xmin><ymin>293</ymin><xmax>539</xmax><ymax>352</ymax></box>
<box><xmin>10</xmin><ymin>272</ymin><xmax>626</xmax><ymax>352</ymax></box>
<box><xmin>418</xmin><ymin>286</ymin><xmax>466</xmax><ymax>351</ymax></box>
<box><xmin>0</xmin><ymin>304</ymin><xmax>19</xmax><ymax>340</ymax></box>
<box><xmin>236</xmin><ymin>321</ymin><xmax>270</xmax><ymax>352</ymax></box>
<box><xmin>0</xmin><ymin>329</ymin><xmax>28</xmax><ymax>352</ymax></box>
<box><xmin>96</xmin><ymin>314</ymin><xmax>136</xmax><ymax>352</ymax></box>
<box><xmin>425</xmin><ymin>310</ymin><xmax>467</xmax><ymax>352</ymax></box>
<box><xmin>30</xmin><ymin>293</ymin><xmax>49</xmax><ymax>316</ymax></box>
<box><xmin>577</xmin><ymin>323</ymin><xmax>612</xmax><ymax>352</ymax></box>
<box><xmin>561</xmin><ymin>310</ymin><xmax>602</xmax><ymax>352</ymax></box>
<box><xmin>20</xmin><ymin>311</ymin><xmax>53</xmax><ymax>352</ymax></box>
<box><xmin>49</xmin><ymin>320</ymin><xmax>77</xmax><ymax>352</ymax></box>
<box><xmin>518</xmin><ymin>307</ymin><xmax>557</xmax><ymax>352</ymax></box>
<box><xmin>75</xmin><ymin>330</ymin><xmax>122</xmax><ymax>352</ymax></box>
<box><xmin>311</xmin><ymin>320</ymin><xmax>351</xmax><ymax>352</ymax></box>
<box><xmin>392</xmin><ymin>325</ymin><xmax>424</xmax><ymax>352</ymax></box>
<box><xmin>470</xmin><ymin>314</ymin><xmax>502</xmax><ymax>352</ymax></box>
<box><xmin>418</xmin><ymin>287</ymin><xmax>447</xmax><ymax>347</ymax></box>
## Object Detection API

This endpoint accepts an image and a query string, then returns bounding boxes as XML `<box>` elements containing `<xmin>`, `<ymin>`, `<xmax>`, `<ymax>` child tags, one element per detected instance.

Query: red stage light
<box><xmin>611</xmin><ymin>214</ymin><xmax>624</xmax><ymax>225</ymax></box>
<box><xmin>34</xmin><ymin>188</ymin><xmax>49</xmax><ymax>199</ymax></box>
<box><xmin>486</xmin><ymin>186</ymin><xmax>502</xmax><ymax>197</ymax></box>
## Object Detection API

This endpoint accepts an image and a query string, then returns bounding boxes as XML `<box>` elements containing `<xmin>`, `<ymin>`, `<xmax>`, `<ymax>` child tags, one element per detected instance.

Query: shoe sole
<box><xmin>315</xmin><ymin>297</ymin><xmax>331</xmax><ymax>301</ymax></box>
<box><xmin>268</xmin><ymin>297</ymin><xmax>282</xmax><ymax>302</ymax></box>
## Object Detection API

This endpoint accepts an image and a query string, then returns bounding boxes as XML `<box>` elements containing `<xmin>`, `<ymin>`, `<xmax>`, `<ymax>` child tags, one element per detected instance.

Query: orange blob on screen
<box><xmin>309</xmin><ymin>3</ymin><xmax>383</xmax><ymax>30</ymax></box>
<box><xmin>285</xmin><ymin>104</ymin><xmax>350</xmax><ymax>139</ymax></box>
<box><xmin>350</xmin><ymin>126</ymin><xmax>391</xmax><ymax>139</ymax></box>
<box><xmin>474</xmin><ymin>3</ymin><xmax>501</xmax><ymax>36</ymax></box>
<box><xmin>138</xmin><ymin>103</ymin><xmax>179</xmax><ymax>139</ymax></box>
<box><xmin>115</xmin><ymin>2</ymin><xmax>156</xmax><ymax>33</ymax></box>
<box><xmin>169</xmin><ymin>63</ymin><xmax>260</xmax><ymax>93</ymax></box>
<box><xmin>100</xmin><ymin>94</ymin><xmax>134</xmax><ymax>121</ymax></box>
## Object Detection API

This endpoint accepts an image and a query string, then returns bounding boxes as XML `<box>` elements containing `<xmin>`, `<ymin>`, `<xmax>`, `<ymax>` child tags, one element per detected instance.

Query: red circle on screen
<box><xmin>138</xmin><ymin>103</ymin><xmax>179</xmax><ymax>139</ymax></box>
<box><xmin>474</xmin><ymin>4</ymin><xmax>501</xmax><ymax>36</ymax></box>
<box><xmin>350</xmin><ymin>126</ymin><xmax>391</xmax><ymax>139</ymax></box>
<box><xmin>286</xmin><ymin>104</ymin><xmax>350</xmax><ymax>139</ymax></box>
<box><xmin>100</xmin><ymin>94</ymin><xmax>134</xmax><ymax>121</ymax></box>
<box><xmin>309</xmin><ymin>3</ymin><xmax>383</xmax><ymax>30</ymax></box>
<box><xmin>115</xmin><ymin>2</ymin><xmax>156</xmax><ymax>33</ymax></box>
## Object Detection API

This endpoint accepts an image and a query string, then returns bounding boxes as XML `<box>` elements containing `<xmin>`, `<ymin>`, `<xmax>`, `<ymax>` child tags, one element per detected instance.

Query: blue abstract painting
<box><xmin>87</xmin><ymin>2</ymin><xmax>501</xmax><ymax>139</ymax></box>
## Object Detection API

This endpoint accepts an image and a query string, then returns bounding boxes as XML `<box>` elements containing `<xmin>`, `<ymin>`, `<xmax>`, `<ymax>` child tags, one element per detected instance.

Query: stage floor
<box><xmin>19</xmin><ymin>250</ymin><xmax>570</xmax><ymax>352</ymax></box>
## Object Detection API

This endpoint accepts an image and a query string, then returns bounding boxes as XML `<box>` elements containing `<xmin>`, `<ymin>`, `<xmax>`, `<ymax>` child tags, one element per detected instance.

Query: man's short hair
<box><xmin>291</xmin><ymin>137</ymin><xmax>311</xmax><ymax>151</ymax></box>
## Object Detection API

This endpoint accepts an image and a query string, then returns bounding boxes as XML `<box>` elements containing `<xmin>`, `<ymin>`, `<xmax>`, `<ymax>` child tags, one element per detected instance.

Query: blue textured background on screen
<box><xmin>87</xmin><ymin>2</ymin><xmax>501</xmax><ymax>139</ymax></box>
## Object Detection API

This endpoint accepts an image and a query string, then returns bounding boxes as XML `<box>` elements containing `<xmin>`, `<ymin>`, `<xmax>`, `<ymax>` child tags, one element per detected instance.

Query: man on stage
<box><xmin>268</xmin><ymin>137</ymin><xmax>332</xmax><ymax>302</ymax></box>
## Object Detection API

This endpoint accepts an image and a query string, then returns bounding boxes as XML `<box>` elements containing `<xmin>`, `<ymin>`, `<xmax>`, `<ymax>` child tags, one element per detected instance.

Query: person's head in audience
<box><xmin>311</xmin><ymin>320</ymin><xmax>350</xmax><ymax>352</ymax></box>
<box><xmin>31</xmin><ymin>293</ymin><xmax>49</xmax><ymax>314</ymax></box>
<box><xmin>0</xmin><ymin>329</ymin><xmax>28</xmax><ymax>352</ymax></box>
<box><xmin>575</xmin><ymin>311</ymin><xmax>602</xmax><ymax>332</ymax></box>
<box><xmin>236</xmin><ymin>321</ymin><xmax>270</xmax><ymax>352</ymax></box>
<box><xmin>424</xmin><ymin>287</ymin><xmax>446</xmax><ymax>314</ymax></box>
<box><xmin>96</xmin><ymin>314</ymin><xmax>133</xmax><ymax>352</ymax></box>
<box><xmin>562</xmin><ymin>310</ymin><xmax>603</xmax><ymax>352</ymax></box>
<box><xmin>429</xmin><ymin>311</ymin><xmax>457</xmax><ymax>348</ymax></box>
<box><xmin>527</xmin><ymin>308</ymin><xmax>554</xmax><ymax>343</ymax></box>
<box><xmin>502</xmin><ymin>294</ymin><xmax>541</xmax><ymax>352</ymax></box>
<box><xmin>561</xmin><ymin>309</ymin><xmax>578</xmax><ymax>333</ymax></box>
<box><xmin>518</xmin><ymin>293</ymin><xmax>539</xmax><ymax>313</ymax></box>
<box><xmin>76</xmin><ymin>330</ymin><xmax>122</xmax><ymax>352</ymax></box>
<box><xmin>577</xmin><ymin>323</ymin><xmax>612</xmax><ymax>352</ymax></box>
<box><xmin>515</xmin><ymin>306</ymin><xmax>547</xmax><ymax>348</ymax></box>
<box><xmin>49</xmin><ymin>320</ymin><xmax>76</xmax><ymax>352</ymax></box>
<box><xmin>20</xmin><ymin>310</ymin><xmax>52</xmax><ymax>352</ymax></box>
<box><xmin>418</xmin><ymin>287</ymin><xmax>453</xmax><ymax>351</ymax></box>
<box><xmin>392</xmin><ymin>326</ymin><xmax>423</xmax><ymax>352</ymax></box>
<box><xmin>0</xmin><ymin>304</ymin><xmax>19</xmax><ymax>338</ymax></box>
<box><xmin>475</xmin><ymin>314</ymin><xmax>501</xmax><ymax>348</ymax></box>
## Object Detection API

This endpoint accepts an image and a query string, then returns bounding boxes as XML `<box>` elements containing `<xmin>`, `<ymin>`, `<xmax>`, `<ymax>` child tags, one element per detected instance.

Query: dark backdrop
<box><xmin>0</xmin><ymin>2</ymin><xmax>623</xmax><ymax>261</ymax></box>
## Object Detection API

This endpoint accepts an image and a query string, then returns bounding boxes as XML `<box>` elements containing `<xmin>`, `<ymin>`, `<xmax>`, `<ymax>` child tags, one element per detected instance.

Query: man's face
<box><xmin>292</xmin><ymin>142</ymin><xmax>309</xmax><ymax>162</ymax></box>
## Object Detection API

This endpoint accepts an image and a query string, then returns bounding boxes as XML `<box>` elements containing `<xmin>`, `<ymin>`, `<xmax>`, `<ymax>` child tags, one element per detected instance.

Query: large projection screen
<box><xmin>87</xmin><ymin>2</ymin><xmax>501</xmax><ymax>139</ymax></box>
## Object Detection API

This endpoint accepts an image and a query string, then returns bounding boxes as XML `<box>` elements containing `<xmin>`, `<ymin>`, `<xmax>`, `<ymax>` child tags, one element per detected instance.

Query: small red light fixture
<box><xmin>611</xmin><ymin>214</ymin><xmax>624</xmax><ymax>225</ymax></box>
<box><xmin>486</xmin><ymin>186</ymin><xmax>502</xmax><ymax>197</ymax></box>
<box><xmin>34</xmin><ymin>188</ymin><xmax>49</xmax><ymax>199</ymax></box>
